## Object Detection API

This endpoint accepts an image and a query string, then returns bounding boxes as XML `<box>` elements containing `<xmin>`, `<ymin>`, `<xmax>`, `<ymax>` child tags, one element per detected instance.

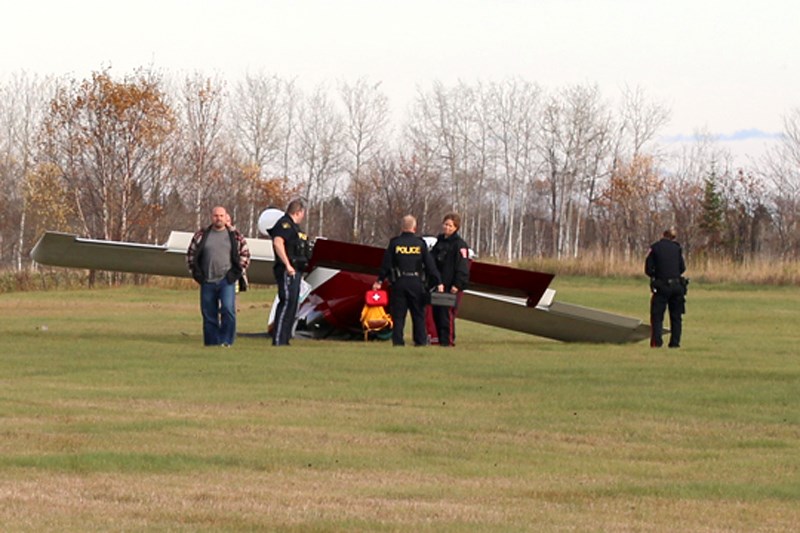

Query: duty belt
<box><xmin>400</xmin><ymin>271</ymin><xmax>420</xmax><ymax>277</ymax></box>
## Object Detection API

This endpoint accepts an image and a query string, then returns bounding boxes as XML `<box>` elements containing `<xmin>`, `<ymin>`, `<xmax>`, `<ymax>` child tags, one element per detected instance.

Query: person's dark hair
<box><xmin>443</xmin><ymin>212</ymin><xmax>461</xmax><ymax>231</ymax></box>
<box><xmin>663</xmin><ymin>227</ymin><xmax>677</xmax><ymax>239</ymax></box>
<box><xmin>286</xmin><ymin>199</ymin><xmax>305</xmax><ymax>215</ymax></box>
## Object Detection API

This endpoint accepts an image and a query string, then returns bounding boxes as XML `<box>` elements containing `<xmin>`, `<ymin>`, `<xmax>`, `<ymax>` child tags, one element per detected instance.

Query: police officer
<box><xmin>428</xmin><ymin>212</ymin><xmax>470</xmax><ymax>347</ymax></box>
<box><xmin>268</xmin><ymin>199</ymin><xmax>309</xmax><ymax>346</ymax></box>
<box><xmin>373</xmin><ymin>215</ymin><xmax>444</xmax><ymax>346</ymax></box>
<box><xmin>645</xmin><ymin>227</ymin><xmax>687</xmax><ymax>348</ymax></box>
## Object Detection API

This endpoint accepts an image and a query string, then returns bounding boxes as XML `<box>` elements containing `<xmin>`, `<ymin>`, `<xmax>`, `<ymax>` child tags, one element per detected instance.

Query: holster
<box><xmin>679</xmin><ymin>276</ymin><xmax>690</xmax><ymax>295</ymax></box>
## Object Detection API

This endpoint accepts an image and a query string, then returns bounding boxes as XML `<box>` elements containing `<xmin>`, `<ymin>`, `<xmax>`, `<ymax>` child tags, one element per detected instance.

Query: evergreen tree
<box><xmin>699</xmin><ymin>169</ymin><xmax>725</xmax><ymax>253</ymax></box>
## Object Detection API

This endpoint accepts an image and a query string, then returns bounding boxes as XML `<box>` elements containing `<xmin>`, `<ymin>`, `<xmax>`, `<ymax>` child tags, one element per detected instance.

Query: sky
<box><xmin>2</xmin><ymin>0</ymin><xmax>798</xmax><ymax>164</ymax></box>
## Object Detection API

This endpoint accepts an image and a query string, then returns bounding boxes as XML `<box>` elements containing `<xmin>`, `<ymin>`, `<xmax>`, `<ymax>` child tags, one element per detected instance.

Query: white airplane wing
<box><xmin>30</xmin><ymin>231</ymin><xmax>277</xmax><ymax>284</ymax></box>
<box><xmin>459</xmin><ymin>289</ymin><xmax>651</xmax><ymax>343</ymax></box>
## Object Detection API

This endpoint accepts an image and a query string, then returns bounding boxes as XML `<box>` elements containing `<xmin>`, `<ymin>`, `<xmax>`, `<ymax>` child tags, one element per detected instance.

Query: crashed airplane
<box><xmin>30</xmin><ymin>222</ymin><xmax>650</xmax><ymax>344</ymax></box>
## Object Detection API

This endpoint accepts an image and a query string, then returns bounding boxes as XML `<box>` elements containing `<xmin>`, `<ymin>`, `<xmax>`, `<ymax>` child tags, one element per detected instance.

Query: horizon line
<box><xmin>662</xmin><ymin>128</ymin><xmax>782</xmax><ymax>143</ymax></box>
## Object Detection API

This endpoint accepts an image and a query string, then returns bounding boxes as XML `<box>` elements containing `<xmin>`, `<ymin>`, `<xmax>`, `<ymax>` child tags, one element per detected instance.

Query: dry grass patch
<box><xmin>2</xmin><ymin>470</ymin><xmax>797</xmax><ymax>532</ymax></box>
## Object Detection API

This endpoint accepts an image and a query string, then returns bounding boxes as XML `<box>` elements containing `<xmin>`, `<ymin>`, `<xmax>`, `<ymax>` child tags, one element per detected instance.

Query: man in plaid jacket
<box><xmin>186</xmin><ymin>206</ymin><xmax>251</xmax><ymax>346</ymax></box>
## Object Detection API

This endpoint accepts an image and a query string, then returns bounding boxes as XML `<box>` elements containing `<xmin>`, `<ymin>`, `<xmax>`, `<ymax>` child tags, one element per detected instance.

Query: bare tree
<box><xmin>405</xmin><ymin>81</ymin><xmax>497</xmax><ymax>252</ymax></box>
<box><xmin>407</xmin><ymin>82</ymin><xmax>473</xmax><ymax>211</ymax></box>
<box><xmin>459</xmin><ymin>83</ymin><xmax>492</xmax><ymax>255</ymax></box>
<box><xmin>538</xmin><ymin>84</ymin><xmax>614</xmax><ymax>258</ymax></box>
<box><xmin>280</xmin><ymin>78</ymin><xmax>300</xmax><ymax>182</ymax></box>
<box><xmin>718</xmin><ymin>169</ymin><xmax>770</xmax><ymax>261</ymax></box>
<box><xmin>179</xmin><ymin>73</ymin><xmax>227</xmax><ymax>230</ymax></box>
<box><xmin>339</xmin><ymin>78</ymin><xmax>389</xmax><ymax>241</ymax></box>
<box><xmin>0</xmin><ymin>79</ymin><xmax>16</xmax><ymax>267</ymax></box>
<box><xmin>0</xmin><ymin>72</ymin><xmax>52</xmax><ymax>269</ymax></box>
<box><xmin>761</xmin><ymin>108</ymin><xmax>800</xmax><ymax>258</ymax></box>
<box><xmin>366</xmin><ymin>152</ymin><xmax>446</xmax><ymax>243</ymax></box>
<box><xmin>0</xmin><ymin>79</ymin><xmax>18</xmax><ymax>267</ymax></box>
<box><xmin>229</xmin><ymin>73</ymin><xmax>286</xmax><ymax>235</ymax></box>
<box><xmin>486</xmin><ymin>78</ymin><xmax>542</xmax><ymax>261</ymax></box>
<box><xmin>619</xmin><ymin>85</ymin><xmax>671</xmax><ymax>157</ymax></box>
<box><xmin>294</xmin><ymin>84</ymin><xmax>344</xmax><ymax>237</ymax></box>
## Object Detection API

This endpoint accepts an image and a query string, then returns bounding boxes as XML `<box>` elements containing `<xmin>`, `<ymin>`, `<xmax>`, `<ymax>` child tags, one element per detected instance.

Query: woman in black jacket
<box><xmin>428</xmin><ymin>213</ymin><xmax>470</xmax><ymax>347</ymax></box>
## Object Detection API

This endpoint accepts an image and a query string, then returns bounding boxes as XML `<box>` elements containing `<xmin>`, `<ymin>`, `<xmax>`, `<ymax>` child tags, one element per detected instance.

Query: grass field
<box><xmin>1</xmin><ymin>278</ymin><xmax>798</xmax><ymax>531</ymax></box>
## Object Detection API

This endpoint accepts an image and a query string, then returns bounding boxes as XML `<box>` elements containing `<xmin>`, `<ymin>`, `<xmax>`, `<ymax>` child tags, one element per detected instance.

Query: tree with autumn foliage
<box><xmin>24</xmin><ymin>162</ymin><xmax>74</xmax><ymax>238</ymax></box>
<box><xmin>39</xmin><ymin>68</ymin><xmax>177</xmax><ymax>242</ymax></box>
<box><xmin>597</xmin><ymin>154</ymin><xmax>664</xmax><ymax>261</ymax></box>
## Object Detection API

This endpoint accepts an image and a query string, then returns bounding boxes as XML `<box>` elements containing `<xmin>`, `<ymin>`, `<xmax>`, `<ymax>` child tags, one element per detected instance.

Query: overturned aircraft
<box><xmin>30</xmin><ymin>227</ymin><xmax>650</xmax><ymax>344</ymax></box>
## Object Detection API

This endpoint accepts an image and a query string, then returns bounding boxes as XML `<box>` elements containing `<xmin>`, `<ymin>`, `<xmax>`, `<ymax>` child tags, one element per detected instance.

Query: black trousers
<box><xmin>273</xmin><ymin>268</ymin><xmax>301</xmax><ymax>346</ymax></box>
<box><xmin>432</xmin><ymin>291</ymin><xmax>462</xmax><ymax>346</ymax></box>
<box><xmin>650</xmin><ymin>280</ymin><xmax>685</xmax><ymax>347</ymax></box>
<box><xmin>390</xmin><ymin>276</ymin><xmax>428</xmax><ymax>346</ymax></box>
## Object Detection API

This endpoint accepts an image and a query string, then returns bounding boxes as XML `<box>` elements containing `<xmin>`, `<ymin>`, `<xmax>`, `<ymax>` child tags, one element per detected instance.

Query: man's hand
<box><xmin>372</xmin><ymin>281</ymin><xmax>381</xmax><ymax>291</ymax></box>
<box><xmin>437</xmin><ymin>284</ymin><xmax>444</xmax><ymax>292</ymax></box>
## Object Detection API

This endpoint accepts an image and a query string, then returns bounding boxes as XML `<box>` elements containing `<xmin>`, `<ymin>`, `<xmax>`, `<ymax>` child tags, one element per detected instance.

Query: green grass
<box><xmin>1</xmin><ymin>280</ymin><xmax>798</xmax><ymax>531</ymax></box>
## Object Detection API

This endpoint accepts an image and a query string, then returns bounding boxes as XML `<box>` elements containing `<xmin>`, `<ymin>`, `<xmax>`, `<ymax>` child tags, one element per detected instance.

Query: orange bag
<box><xmin>361</xmin><ymin>290</ymin><xmax>392</xmax><ymax>340</ymax></box>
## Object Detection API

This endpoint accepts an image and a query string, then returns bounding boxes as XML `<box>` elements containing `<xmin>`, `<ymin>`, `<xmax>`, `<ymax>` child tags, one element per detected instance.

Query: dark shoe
<box><xmin>668</xmin><ymin>344</ymin><xmax>680</xmax><ymax>348</ymax></box>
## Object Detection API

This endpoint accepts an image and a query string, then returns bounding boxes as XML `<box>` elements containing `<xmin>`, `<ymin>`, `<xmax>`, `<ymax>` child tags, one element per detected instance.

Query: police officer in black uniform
<box><xmin>645</xmin><ymin>227</ymin><xmax>687</xmax><ymax>348</ymax></box>
<box><xmin>373</xmin><ymin>215</ymin><xmax>444</xmax><ymax>346</ymax></box>
<box><xmin>268</xmin><ymin>199</ymin><xmax>309</xmax><ymax>346</ymax></box>
<box><xmin>429</xmin><ymin>212</ymin><xmax>470</xmax><ymax>347</ymax></box>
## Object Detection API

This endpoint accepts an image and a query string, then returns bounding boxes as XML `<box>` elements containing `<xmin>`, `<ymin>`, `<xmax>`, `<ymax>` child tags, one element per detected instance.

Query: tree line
<box><xmin>1</xmin><ymin>68</ymin><xmax>799</xmax><ymax>272</ymax></box>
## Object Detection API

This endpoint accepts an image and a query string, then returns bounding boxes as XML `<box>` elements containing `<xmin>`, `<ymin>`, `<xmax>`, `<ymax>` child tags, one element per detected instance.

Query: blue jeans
<box><xmin>200</xmin><ymin>278</ymin><xmax>236</xmax><ymax>346</ymax></box>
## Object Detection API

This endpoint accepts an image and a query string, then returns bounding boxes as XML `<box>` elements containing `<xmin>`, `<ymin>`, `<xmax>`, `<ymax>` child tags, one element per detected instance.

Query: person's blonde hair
<box><xmin>401</xmin><ymin>215</ymin><xmax>417</xmax><ymax>232</ymax></box>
